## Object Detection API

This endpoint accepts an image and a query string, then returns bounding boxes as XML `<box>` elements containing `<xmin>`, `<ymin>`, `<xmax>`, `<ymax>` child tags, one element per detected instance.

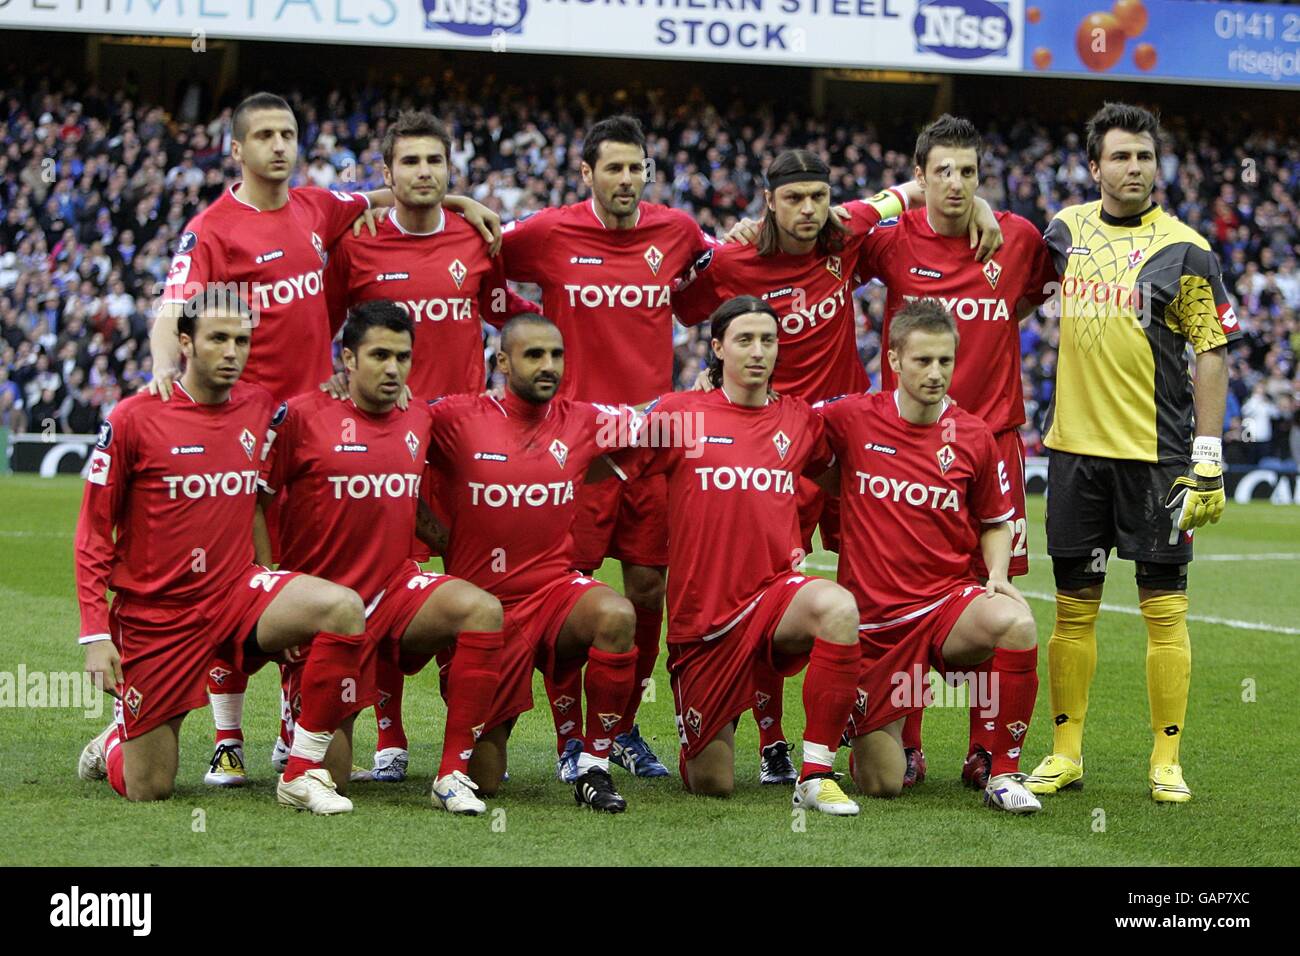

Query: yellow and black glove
<box><xmin>1165</xmin><ymin>437</ymin><xmax>1225</xmax><ymax>544</ymax></box>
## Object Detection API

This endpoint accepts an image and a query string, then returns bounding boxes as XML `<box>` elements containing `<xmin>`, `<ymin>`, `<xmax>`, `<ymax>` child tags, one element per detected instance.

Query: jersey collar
<box><xmin>1099</xmin><ymin>202</ymin><xmax>1161</xmax><ymax>228</ymax></box>
<box><xmin>493</xmin><ymin>388</ymin><xmax>553</xmax><ymax>422</ymax></box>
<box><xmin>227</xmin><ymin>182</ymin><xmax>264</xmax><ymax>212</ymax></box>
<box><xmin>588</xmin><ymin>198</ymin><xmax>640</xmax><ymax>230</ymax></box>
<box><xmin>389</xmin><ymin>205</ymin><xmax>446</xmax><ymax>236</ymax></box>
<box><xmin>892</xmin><ymin>388</ymin><xmax>950</xmax><ymax>422</ymax></box>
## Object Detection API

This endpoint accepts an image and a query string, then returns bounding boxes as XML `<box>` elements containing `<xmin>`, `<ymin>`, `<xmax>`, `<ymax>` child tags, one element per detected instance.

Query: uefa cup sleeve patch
<box><xmin>87</xmin><ymin>450</ymin><xmax>112</xmax><ymax>486</ymax></box>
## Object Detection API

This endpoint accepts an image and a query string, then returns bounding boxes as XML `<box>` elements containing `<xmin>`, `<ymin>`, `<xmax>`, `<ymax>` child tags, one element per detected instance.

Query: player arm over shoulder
<box><xmin>147</xmin><ymin>299</ymin><xmax>185</xmax><ymax>400</ymax></box>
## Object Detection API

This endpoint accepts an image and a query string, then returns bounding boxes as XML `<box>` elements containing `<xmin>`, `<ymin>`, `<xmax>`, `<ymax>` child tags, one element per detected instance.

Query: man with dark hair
<box><xmin>1026</xmin><ymin>101</ymin><xmax>1239</xmax><ymax>804</ymax></box>
<box><xmin>493</xmin><ymin>114</ymin><xmax>719</xmax><ymax>782</ymax></box>
<box><xmin>813</xmin><ymin>298</ymin><xmax>1041</xmax><ymax>813</ymax></box>
<box><xmin>855</xmin><ymin>113</ymin><xmax>1058</xmax><ymax>791</ymax></box>
<box><xmin>612</xmin><ymin>294</ymin><xmax>862</xmax><ymax>813</ymax></box>
<box><xmin>258</xmin><ymin>300</ymin><xmax>505</xmax><ymax>814</ymax></box>
<box><xmin>322</xmin><ymin>110</ymin><xmax>536</xmax><ymax>782</ymax></box>
<box><xmin>76</xmin><ymin>291</ymin><xmax>371</xmax><ymax>815</ymax></box>
<box><xmin>419</xmin><ymin>315</ymin><xmax>640</xmax><ymax>812</ymax></box>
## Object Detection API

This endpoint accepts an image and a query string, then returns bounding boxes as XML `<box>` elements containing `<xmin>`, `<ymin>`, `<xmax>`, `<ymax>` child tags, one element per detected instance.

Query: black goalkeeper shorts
<box><xmin>1046</xmin><ymin>449</ymin><xmax>1194</xmax><ymax>564</ymax></box>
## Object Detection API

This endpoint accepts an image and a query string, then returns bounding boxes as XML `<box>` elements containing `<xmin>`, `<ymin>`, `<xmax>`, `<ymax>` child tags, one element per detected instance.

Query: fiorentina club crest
<box><xmin>755</xmin><ymin>691</ymin><xmax>771</xmax><ymax>711</ymax></box>
<box><xmin>982</xmin><ymin>258</ymin><xmax>1002</xmax><ymax>290</ymax></box>
<box><xmin>685</xmin><ymin>707</ymin><xmax>703</xmax><ymax>736</ymax></box>
<box><xmin>448</xmin><ymin>258</ymin><xmax>467</xmax><ymax>289</ymax></box>
<box><xmin>772</xmin><ymin>430</ymin><xmax>791</xmax><ymax>460</ymax></box>
<box><xmin>1007</xmin><ymin>720</ymin><xmax>1028</xmax><ymax>742</ymax></box>
<box><xmin>855</xmin><ymin>687</ymin><xmax>868</xmax><ymax>715</ymax></box>
<box><xmin>208</xmin><ymin>666</ymin><xmax>232</xmax><ymax>687</ymax></box>
<box><xmin>598</xmin><ymin>712</ymin><xmax>621</xmax><ymax>732</ymax></box>
<box><xmin>1128</xmin><ymin>247</ymin><xmax>1146</xmax><ymax>268</ymax></box>
<box><xmin>552</xmin><ymin>694</ymin><xmax>576</xmax><ymax>715</ymax></box>
<box><xmin>643</xmin><ymin>244</ymin><xmax>664</xmax><ymax>275</ymax></box>
<box><xmin>311</xmin><ymin>231</ymin><xmax>326</xmax><ymax>265</ymax></box>
<box><xmin>936</xmin><ymin>443</ymin><xmax>956</xmax><ymax>474</ymax></box>
<box><xmin>239</xmin><ymin>428</ymin><xmax>256</xmax><ymax>460</ymax></box>
<box><xmin>405</xmin><ymin>430</ymin><xmax>420</xmax><ymax>461</ymax></box>
<box><xmin>825</xmin><ymin>255</ymin><xmax>843</xmax><ymax>280</ymax></box>
<box><xmin>471</xmin><ymin>723</ymin><xmax>485</xmax><ymax>741</ymax></box>
<box><xmin>124</xmin><ymin>686</ymin><xmax>143</xmax><ymax>717</ymax></box>
<box><xmin>549</xmin><ymin>439</ymin><xmax>569</xmax><ymax>468</ymax></box>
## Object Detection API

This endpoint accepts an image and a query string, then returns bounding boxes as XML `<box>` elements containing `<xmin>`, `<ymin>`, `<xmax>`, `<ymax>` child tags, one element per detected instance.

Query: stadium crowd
<box><xmin>2</xmin><ymin>73</ymin><xmax>1297</xmax><ymax>465</ymax></box>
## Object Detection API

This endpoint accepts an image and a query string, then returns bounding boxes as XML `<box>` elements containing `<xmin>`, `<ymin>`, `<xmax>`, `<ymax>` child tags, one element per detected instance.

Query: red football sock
<box><xmin>613</xmin><ymin>605</ymin><xmax>662</xmax><ymax>737</ymax></box>
<box><xmin>207</xmin><ymin>656</ymin><xmax>247</xmax><ymax>745</ymax></box>
<box><xmin>105</xmin><ymin>726</ymin><xmax>127</xmax><ymax>798</ymax></box>
<box><xmin>277</xmin><ymin>663</ymin><xmax>295</xmax><ymax>747</ymax></box>
<box><xmin>374</xmin><ymin>654</ymin><xmax>408</xmax><ymax>752</ymax></box>
<box><xmin>966</xmin><ymin>657</ymin><xmax>996</xmax><ymax>755</ymax></box>
<box><xmin>437</xmin><ymin>630</ymin><xmax>503</xmax><ymax>779</ymax></box>
<box><xmin>752</xmin><ymin>660</ymin><xmax>787</xmax><ymax>751</ymax></box>
<box><xmin>989</xmin><ymin>646</ymin><xmax>1038</xmax><ymax>777</ymax></box>
<box><xmin>799</xmin><ymin>638</ymin><xmax>859</xmax><ymax>780</ymax></box>
<box><xmin>582</xmin><ymin>646</ymin><xmax>637</xmax><ymax>760</ymax></box>
<box><xmin>544</xmin><ymin>658</ymin><xmax>585</xmax><ymax>755</ymax></box>
<box><xmin>902</xmin><ymin>707</ymin><xmax>924</xmax><ymax>750</ymax></box>
<box><xmin>284</xmin><ymin>631</ymin><xmax>366</xmax><ymax>781</ymax></box>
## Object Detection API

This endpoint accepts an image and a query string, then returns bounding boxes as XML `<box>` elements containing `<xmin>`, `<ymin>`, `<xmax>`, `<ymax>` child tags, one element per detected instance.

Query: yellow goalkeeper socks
<box><xmin>1048</xmin><ymin>594</ymin><xmax>1101</xmax><ymax>762</ymax></box>
<box><xmin>1141</xmin><ymin>593</ymin><xmax>1191</xmax><ymax>770</ymax></box>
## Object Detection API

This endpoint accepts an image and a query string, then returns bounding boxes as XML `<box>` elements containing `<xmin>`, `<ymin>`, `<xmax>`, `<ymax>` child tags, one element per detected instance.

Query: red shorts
<box><xmin>844</xmin><ymin>583</ymin><xmax>985</xmax><ymax>739</ymax></box>
<box><xmin>669</xmin><ymin>573</ymin><xmax>816</xmax><ymax>761</ymax></box>
<box><xmin>110</xmin><ymin>566</ymin><xmax>301</xmax><ymax>739</ymax></box>
<box><xmin>478</xmin><ymin>573</ymin><xmax>610</xmax><ymax>734</ymax></box>
<box><xmin>796</xmin><ymin>477</ymin><xmax>842</xmax><ymax>555</ymax></box>
<box><xmin>970</xmin><ymin>429</ymin><xmax>1028</xmax><ymax>579</ymax></box>
<box><xmin>571</xmin><ymin>474</ymin><xmax>669</xmax><ymax>570</ymax></box>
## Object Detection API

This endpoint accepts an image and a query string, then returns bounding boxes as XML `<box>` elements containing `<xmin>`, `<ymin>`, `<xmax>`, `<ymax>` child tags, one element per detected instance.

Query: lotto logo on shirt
<box><xmin>395</xmin><ymin>297</ymin><xmax>474</xmax><ymax>323</ymax></box>
<box><xmin>467</xmin><ymin>480</ymin><xmax>576</xmax><ymax>507</ymax></box>
<box><xmin>326</xmin><ymin>474</ymin><xmax>423</xmax><ymax>499</ymax></box>
<box><xmin>854</xmin><ymin>471</ymin><xmax>960</xmax><ymax>511</ymax></box>
<box><xmin>694</xmin><ymin>466</ymin><xmax>795</xmax><ymax>495</ymax></box>
<box><xmin>162</xmin><ymin>470</ymin><xmax>261</xmax><ymax>500</ymax></box>
<box><xmin>563</xmin><ymin>284</ymin><xmax>671</xmax><ymax>309</ymax></box>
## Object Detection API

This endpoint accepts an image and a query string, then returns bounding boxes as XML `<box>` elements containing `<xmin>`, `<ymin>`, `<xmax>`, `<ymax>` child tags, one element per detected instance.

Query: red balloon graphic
<box><xmin>1076</xmin><ymin>12</ymin><xmax>1126</xmax><ymax>71</ymax></box>
<box><xmin>1033</xmin><ymin>47</ymin><xmax>1053</xmax><ymax>70</ymax></box>
<box><xmin>1027</xmin><ymin>6</ymin><xmax>1042</xmax><ymax>24</ymax></box>
<box><xmin>1134</xmin><ymin>42</ymin><xmax>1157</xmax><ymax>71</ymax></box>
<box><xmin>1113</xmin><ymin>0</ymin><xmax>1149</xmax><ymax>38</ymax></box>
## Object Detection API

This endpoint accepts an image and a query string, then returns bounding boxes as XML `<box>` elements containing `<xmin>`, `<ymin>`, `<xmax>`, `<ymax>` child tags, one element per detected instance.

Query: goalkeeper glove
<box><xmin>1165</xmin><ymin>436</ymin><xmax>1225</xmax><ymax>544</ymax></box>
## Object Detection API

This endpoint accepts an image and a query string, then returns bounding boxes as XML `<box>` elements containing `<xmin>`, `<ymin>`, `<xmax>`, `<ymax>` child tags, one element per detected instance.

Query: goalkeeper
<box><xmin>1025</xmin><ymin>103</ymin><xmax>1240</xmax><ymax>804</ymax></box>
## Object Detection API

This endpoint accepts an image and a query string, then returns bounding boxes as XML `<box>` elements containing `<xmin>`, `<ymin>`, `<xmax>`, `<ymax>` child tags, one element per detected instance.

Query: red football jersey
<box><xmin>427</xmin><ymin>389</ymin><xmax>634</xmax><ymax>605</ymax></box>
<box><xmin>671</xmin><ymin>190</ymin><xmax>905</xmax><ymax>404</ymax></box>
<box><xmin>857</xmin><ymin>207</ymin><xmax>1057</xmax><ymax>432</ymax></box>
<box><xmin>162</xmin><ymin>183</ymin><xmax>370</xmax><ymax>403</ymax></box>
<box><xmin>616</xmin><ymin>389</ymin><xmax>832</xmax><ymax>643</ymax></box>
<box><xmin>500</xmin><ymin>200</ymin><xmax>714</xmax><ymax>405</ymax></box>
<box><xmin>816</xmin><ymin>391</ymin><xmax>1014</xmax><ymax>625</ymax></box>
<box><xmin>74</xmin><ymin>382</ymin><xmax>280</xmax><ymax>640</ymax></box>
<box><xmin>259</xmin><ymin>390</ymin><xmax>432</xmax><ymax>603</ymax></box>
<box><xmin>325</xmin><ymin>208</ymin><xmax>536</xmax><ymax>398</ymax></box>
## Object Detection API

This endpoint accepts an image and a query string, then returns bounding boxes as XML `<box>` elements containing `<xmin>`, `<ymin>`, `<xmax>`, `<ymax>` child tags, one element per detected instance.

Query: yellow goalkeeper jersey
<box><xmin>1042</xmin><ymin>201</ymin><xmax>1242</xmax><ymax>463</ymax></box>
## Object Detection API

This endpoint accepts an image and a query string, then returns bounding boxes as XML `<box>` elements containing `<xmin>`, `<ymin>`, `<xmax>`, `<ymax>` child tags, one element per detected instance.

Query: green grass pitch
<box><xmin>1</xmin><ymin>474</ymin><xmax>1296</xmax><ymax>866</ymax></box>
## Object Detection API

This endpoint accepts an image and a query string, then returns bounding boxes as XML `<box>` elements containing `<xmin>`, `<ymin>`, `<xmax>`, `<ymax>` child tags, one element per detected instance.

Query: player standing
<box><xmin>1025</xmin><ymin>103</ymin><xmax>1238</xmax><ymax>803</ymax></box>
<box><xmin>421</xmin><ymin>314</ymin><xmax>639</xmax><ymax>812</ymax></box>
<box><xmin>76</xmin><ymin>289</ymin><xmax>371</xmax><ymax>814</ymax></box>
<box><xmin>854</xmin><ymin>115</ymin><xmax>1057</xmax><ymax>790</ymax></box>
<box><xmin>815</xmin><ymin>299</ymin><xmax>1041</xmax><ymax>813</ymax></box>
<box><xmin>152</xmin><ymin>92</ymin><xmax>393</xmax><ymax>786</ymax></box>
<box><xmin>259</xmin><ymin>301</ymin><xmax>504</xmax><ymax>813</ymax></box>
<box><xmin>495</xmin><ymin>116</ymin><xmax>717</xmax><ymax>781</ymax></box>
<box><xmin>615</xmin><ymin>296</ymin><xmax>863</xmax><ymax>814</ymax></box>
<box><xmin>323</xmin><ymin>110</ymin><xmax>533</xmax><ymax>783</ymax></box>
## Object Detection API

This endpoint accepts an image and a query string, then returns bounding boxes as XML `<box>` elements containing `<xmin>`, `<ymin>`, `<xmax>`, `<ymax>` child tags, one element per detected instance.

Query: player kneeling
<box><xmin>262</xmin><ymin>301</ymin><xmax>504</xmax><ymax>814</ymax></box>
<box><xmin>421</xmin><ymin>315</ymin><xmax>639</xmax><ymax>813</ymax></box>
<box><xmin>614</xmin><ymin>296</ymin><xmax>862</xmax><ymax>814</ymax></box>
<box><xmin>815</xmin><ymin>298</ymin><xmax>1042</xmax><ymax>814</ymax></box>
<box><xmin>75</xmin><ymin>289</ymin><xmax>369</xmax><ymax>814</ymax></box>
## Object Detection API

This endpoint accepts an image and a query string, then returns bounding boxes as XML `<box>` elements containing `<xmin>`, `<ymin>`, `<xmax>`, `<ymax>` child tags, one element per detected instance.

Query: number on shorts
<box><xmin>249</xmin><ymin>570</ymin><xmax>291</xmax><ymax>592</ymax></box>
<box><xmin>1011</xmin><ymin>517</ymin><xmax>1028</xmax><ymax>558</ymax></box>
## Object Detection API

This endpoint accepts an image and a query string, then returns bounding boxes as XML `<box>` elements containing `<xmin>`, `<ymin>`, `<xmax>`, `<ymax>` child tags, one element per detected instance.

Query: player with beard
<box><xmin>854</xmin><ymin>115</ymin><xmax>1057</xmax><ymax>792</ymax></box>
<box><xmin>813</xmin><ymin>298</ymin><xmax>1041</xmax><ymax>814</ymax></box>
<box><xmin>419</xmin><ymin>314</ymin><xmax>640</xmax><ymax>812</ymax></box>
<box><xmin>322</xmin><ymin>110</ymin><xmax>536</xmax><ymax>784</ymax></box>
<box><xmin>259</xmin><ymin>301</ymin><xmax>505</xmax><ymax>814</ymax></box>
<box><xmin>612</xmin><ymin>296</ymin><xmax>862</xmax><ymax>814</ymax></box>
<box><xmin>76</xmin><ymin>288</ymin><xmax>371</xmax><ymax>815</ymax></box>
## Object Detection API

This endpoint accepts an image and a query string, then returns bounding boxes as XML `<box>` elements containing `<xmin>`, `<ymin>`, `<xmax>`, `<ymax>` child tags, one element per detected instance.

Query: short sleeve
<box><xmin>671</xmin><ymin>247</ymin><xmax>725</xmax><ymax>328</ymax></box>
<box><xmin>303</xmin><ymin>186</ymin><xmax>371</xmax><ymax>249</ymax></box>
<box><xmin>1169</xmin><ymin>245</ymin><xmax>1244</xmax><ymax>353</ymax></box>
<box><xmin>257</xmin><ymin>399</ymin><xmax>296</xmax><ymax>496</ymax></box>
<box><xmin>500</xmin><ymin>209</ymin><xmax>556</xmax><ymax>284</ymax></box>
<box><xmin>162</xmin><ymin>221</ymin><xmax>216</xmax><ymax>304</ymax></box>
<box><xmin>970</xmin><ymin>425</ymin><xmax>1014</xmax><ymax>524</ymax></box>
<box><xmin>1043</xmin><ymin>215</ymin><xmax>1073</xmax><ymax>278</ymax></box>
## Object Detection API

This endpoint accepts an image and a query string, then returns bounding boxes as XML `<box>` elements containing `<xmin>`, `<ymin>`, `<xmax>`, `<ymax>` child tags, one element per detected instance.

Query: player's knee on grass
<box><xmin>993</xmin><ymin>600</ymin><xmax>1037</xmax><ymax>652</ymax></box>
<box><xmin>124</xmin><ymin>764</ymin><xmax>176</xmax><ymax>802</ymax></box>
<box><xmin>851</xmin><ymin>734</ymin><xmax>905</xmax><ymax>799</ymax></box>
<box><xmin>621</xmin><ymin>563</ymin><xmax>666</xmax><ymax>610</ymax></box>
<box><xmin>307</xmin><ymin>579</ymin><xmax>366</xmax><ymax>636</ymax></box>
<box><xmin>591</xmin><ymin>596</ymin><xmax>636</xmax><ymax>653</ymax></box>
<box><xmin>810</xmin><ymin>583</ymin><xmax>860</xmax><ymax>645</ymax></box>
<box><xmin>686</xmin><ymin>736</ymin><xmax>735</xmax><ymax>797</ymax></box>
<box><xmin>468</xmin><ymin>723</ymin><xmax>510</xmax><ymax>796</ymax></box>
